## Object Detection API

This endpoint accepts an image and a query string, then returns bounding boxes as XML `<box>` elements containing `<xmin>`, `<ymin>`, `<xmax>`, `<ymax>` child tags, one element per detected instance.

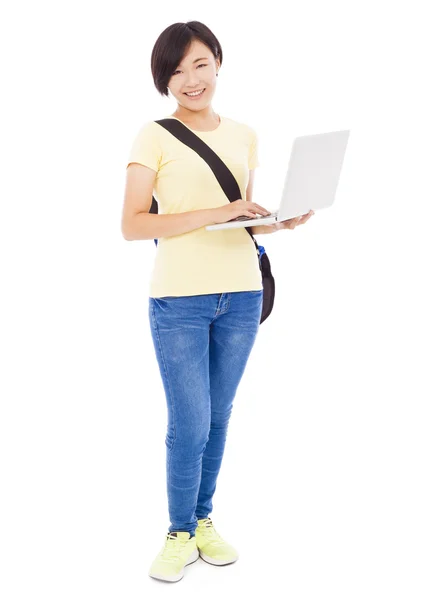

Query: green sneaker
<box><xmin>149</xmin><ymin>531</ymin><xmax>199</xmax><ymax>582</ymax></box>
<box><xmin>195</xmin><ymin>518</ymin><xmax>239</xmax><ymax>566</ymax></box>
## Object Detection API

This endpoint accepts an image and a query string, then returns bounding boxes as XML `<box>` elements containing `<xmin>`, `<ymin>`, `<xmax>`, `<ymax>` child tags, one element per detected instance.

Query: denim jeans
<box><xmin>148</xmin><ymin>290</ymin><xmax>263</xmax><ymax>536</ymax></box>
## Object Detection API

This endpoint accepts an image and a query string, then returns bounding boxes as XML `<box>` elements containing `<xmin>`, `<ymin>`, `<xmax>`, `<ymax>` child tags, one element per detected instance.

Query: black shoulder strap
<box><xmin>148</xmin><ymin>118</ymin><xmax>259</xmax><ymax>252</ymax></box>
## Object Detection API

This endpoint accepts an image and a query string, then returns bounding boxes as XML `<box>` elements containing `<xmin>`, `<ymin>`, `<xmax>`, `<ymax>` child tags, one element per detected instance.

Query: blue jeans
<box><xmin>148</xmin><ymin>290</ymin><xmax>263</xmax><ymax>537</ymax></box>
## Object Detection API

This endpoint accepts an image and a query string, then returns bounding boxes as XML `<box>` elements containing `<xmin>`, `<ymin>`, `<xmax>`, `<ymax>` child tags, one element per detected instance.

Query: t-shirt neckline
<box><xmin>165</xmin><ymin>115</ymin><xmax>223</xmax><ymax>133</ymax></box>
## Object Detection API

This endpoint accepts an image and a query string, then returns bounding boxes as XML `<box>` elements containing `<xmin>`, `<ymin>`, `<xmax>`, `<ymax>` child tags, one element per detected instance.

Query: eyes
<box><xmin>172</xmin><ymin>64</ymin><xmax>207</xmax><ymax>76</ymax></box>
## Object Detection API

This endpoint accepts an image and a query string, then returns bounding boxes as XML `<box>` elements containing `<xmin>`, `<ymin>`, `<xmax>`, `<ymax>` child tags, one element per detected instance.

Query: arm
<box><xmin>122</xmin><ymin>163</ymin><xmax>216</xmax><ymax>240</ymax></box>
<box><xmin>249</xmin><ymin>224</ymin><xmax>273</xmax><ymax>234</ymax></box>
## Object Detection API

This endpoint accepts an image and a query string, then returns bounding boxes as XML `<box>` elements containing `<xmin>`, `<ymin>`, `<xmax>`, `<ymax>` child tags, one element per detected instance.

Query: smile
<box><xmin>184</xmin><ymin>88</ymin><xmax>205</xmax><ymax>97</ymax></box>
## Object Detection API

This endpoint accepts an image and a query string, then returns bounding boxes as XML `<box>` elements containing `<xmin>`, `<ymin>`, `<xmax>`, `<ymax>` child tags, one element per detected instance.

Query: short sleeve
<box><xmin>126</xmin><ymin>121</ymin><xmax>162</xmax><ymax>172</ymax></box>
<box><xmin>248</xmin><ymin>127</ymin><xmax>260</xmax><ymax>170</ymax></box>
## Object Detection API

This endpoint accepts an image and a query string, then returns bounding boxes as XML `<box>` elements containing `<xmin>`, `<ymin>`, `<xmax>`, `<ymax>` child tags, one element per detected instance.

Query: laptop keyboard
<box><xmin>232</xmin><ymin>210</ymin><xmax>278</xmax><ymax>222</ymax></box>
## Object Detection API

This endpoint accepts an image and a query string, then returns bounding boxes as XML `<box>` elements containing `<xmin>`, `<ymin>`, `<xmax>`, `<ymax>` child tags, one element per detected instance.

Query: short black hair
<box><xmin>151</xmin><ymin>21</ymin><xmax>223</xmax><ymax>97</ymax></box>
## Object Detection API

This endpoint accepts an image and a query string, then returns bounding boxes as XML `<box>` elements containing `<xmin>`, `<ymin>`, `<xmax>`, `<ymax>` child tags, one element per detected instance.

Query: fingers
<box><xmin>252</xmin><ymin>203</ymin><xmax>270</xmax><ymax>215</ymax></box>
<box><xmin>299</xmin><ymin>210</ymin><xmax>314</xmax><ymax>223</ymax></box>
<box><xmin>284</xmin><ymin>211</ymin><xmax>314</xmax><ymax>229</ymax></box>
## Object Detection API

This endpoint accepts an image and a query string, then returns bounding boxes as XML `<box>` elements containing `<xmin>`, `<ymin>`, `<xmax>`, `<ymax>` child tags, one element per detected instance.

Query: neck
<box><xmin>172</xmin><ymin>106</ymin><xmax>219</xmax><ymax>124</ymax></box>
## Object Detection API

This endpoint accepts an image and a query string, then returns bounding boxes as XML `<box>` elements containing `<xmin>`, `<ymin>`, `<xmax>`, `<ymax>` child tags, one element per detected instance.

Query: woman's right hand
<box><xmin>211</xmin><ymin>200</ymin><xmax>271</xmax><ymax>224</ymax></box>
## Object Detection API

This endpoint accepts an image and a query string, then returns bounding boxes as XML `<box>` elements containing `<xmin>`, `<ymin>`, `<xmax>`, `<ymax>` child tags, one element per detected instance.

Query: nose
<box><xmin>185</xmin><ymin>80</ymin><xmax>201</xmax><ymax>89</ymax></box>
<box><xmin>185</xmin><ymin>73</ymin><xmax>201</xmax><ymax>87</ymax></box>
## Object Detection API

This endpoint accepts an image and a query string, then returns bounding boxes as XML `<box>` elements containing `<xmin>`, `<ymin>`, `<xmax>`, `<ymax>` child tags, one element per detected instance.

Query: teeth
<box><xmin>185</xmin><ymin>89</ymin><xmax>204</xmax><ymax>96</ymax></box>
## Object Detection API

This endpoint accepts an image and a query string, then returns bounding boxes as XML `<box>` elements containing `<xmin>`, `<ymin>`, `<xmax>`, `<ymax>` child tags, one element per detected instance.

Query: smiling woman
<box><xmin>150</xmin><ymin>23</ymin><xmax>223</xmax><ymax>130</ymax></box>
<box><xmin>123</xmin><ymin>21</ymin><xmax>270</xmax><ymax>584</ymax></box>
<box><xmin>151</xmin><ymin>21</ymin><xmax>222</xmax><ymax>99</ymax></box>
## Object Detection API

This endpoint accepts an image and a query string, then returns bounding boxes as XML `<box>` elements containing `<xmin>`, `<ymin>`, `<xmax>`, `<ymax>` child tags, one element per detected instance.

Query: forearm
<box><xmin>248</xmin><ymin>225</ymin><xmax>269</xmax><ymax>235</ymax></box>
<box><xmin>123</xmin><ymin>208</ymin><xmax>216</xmax><ymax>241</ymax></box>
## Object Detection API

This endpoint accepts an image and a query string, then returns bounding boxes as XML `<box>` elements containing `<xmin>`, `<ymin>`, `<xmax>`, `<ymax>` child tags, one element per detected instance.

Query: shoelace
<box><xmin>198</xmin><ymin>518</ymin><xmax>225</xmax><ymax>546</ymax></box>
<box><xmin>160</xmin><ymin>533</ymin><xmax>189</xmax><ymax>563</ymax></box>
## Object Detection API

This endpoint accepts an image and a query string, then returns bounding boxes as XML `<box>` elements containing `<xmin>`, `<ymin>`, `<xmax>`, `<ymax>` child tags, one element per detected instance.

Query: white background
<box><xmin>1</xmin><ymin>1</ymin><xmax>446</xmax><ymax>598</ymax></box>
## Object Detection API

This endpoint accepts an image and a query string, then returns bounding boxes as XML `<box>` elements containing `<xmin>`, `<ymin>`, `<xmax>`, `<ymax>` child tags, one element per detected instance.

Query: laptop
<box><xmin>205</xmin><ymin>129</ymin><xmax>350</xmax><ymax>231</ymax></box>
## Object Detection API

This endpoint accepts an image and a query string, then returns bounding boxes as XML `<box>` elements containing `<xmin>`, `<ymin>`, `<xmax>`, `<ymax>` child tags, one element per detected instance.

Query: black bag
<box><xmin>147</xmin><ymin>118</ymin><xmax>275</xmax><ymax>324</ymax></box>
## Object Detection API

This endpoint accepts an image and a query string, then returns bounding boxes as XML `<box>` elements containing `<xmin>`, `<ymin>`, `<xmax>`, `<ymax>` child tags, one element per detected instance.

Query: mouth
<box><xmin>184</xmin><ymin>88</ymin><xmax>206</xmax><ymax>98</ymax></box>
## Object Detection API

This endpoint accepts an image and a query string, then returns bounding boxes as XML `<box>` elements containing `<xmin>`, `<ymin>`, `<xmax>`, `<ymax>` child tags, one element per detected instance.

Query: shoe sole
<box><xmin>149</xmin><ymin>547</ymin><xmax>199</xmax><ymax>583</ymax></box>
<box><xmin>198</xmin><ymin>549</ymin><xmax>239</xmax><ymax>566</ymax></box>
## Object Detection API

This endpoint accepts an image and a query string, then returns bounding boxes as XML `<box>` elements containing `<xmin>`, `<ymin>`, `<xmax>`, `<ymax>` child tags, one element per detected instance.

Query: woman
<box><xmin>122</xmin><ymin>21</ymin><xmax>314</xmax><ymax>583</ymax></box>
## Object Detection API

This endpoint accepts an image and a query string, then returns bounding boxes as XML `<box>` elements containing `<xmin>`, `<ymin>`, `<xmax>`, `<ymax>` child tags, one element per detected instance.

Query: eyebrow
<box><xmin>178</xmin><ymin>57</ymin><xmax>209</xmax><ymax>67</ymax></box>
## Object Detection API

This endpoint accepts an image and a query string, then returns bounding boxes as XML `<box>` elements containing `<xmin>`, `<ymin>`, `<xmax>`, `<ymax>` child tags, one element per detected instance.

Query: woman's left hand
<box><xmin>262</xmin><ymin>209</ymin><xmax>315</xmax><ymax>233</ymax></box>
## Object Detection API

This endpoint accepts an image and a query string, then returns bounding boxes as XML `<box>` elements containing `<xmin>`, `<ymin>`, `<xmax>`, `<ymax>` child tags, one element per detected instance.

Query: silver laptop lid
<box><xmin>278</xmin><ymin>129</ymin><xmax>350</xmax><ymax>221</ymax></box>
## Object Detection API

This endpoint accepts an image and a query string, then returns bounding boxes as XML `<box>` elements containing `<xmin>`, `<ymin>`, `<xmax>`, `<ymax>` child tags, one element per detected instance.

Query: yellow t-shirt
<box><xmin>126</xmin><ymin>115</ymin><xmax>263</xmax><ymax>298</ymax></box>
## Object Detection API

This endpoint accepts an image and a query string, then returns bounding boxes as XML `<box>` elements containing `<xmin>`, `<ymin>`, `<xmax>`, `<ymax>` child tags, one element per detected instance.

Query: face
<box><xmin>167</xmin><ymin>39</ymin><xmax>220</xmax><ymax>112</ymax></box>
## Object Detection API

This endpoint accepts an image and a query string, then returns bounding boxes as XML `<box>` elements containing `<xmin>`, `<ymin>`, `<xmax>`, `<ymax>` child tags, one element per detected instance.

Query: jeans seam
<box><xmin>151</xmin><ymin>301</ymin><xmax>176</xmax><ymax>454</ymax></box>
<box><xmin>211</xmin><ymin>293</ymin><xmax>231</xmax><ymax>323</ymax></box>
